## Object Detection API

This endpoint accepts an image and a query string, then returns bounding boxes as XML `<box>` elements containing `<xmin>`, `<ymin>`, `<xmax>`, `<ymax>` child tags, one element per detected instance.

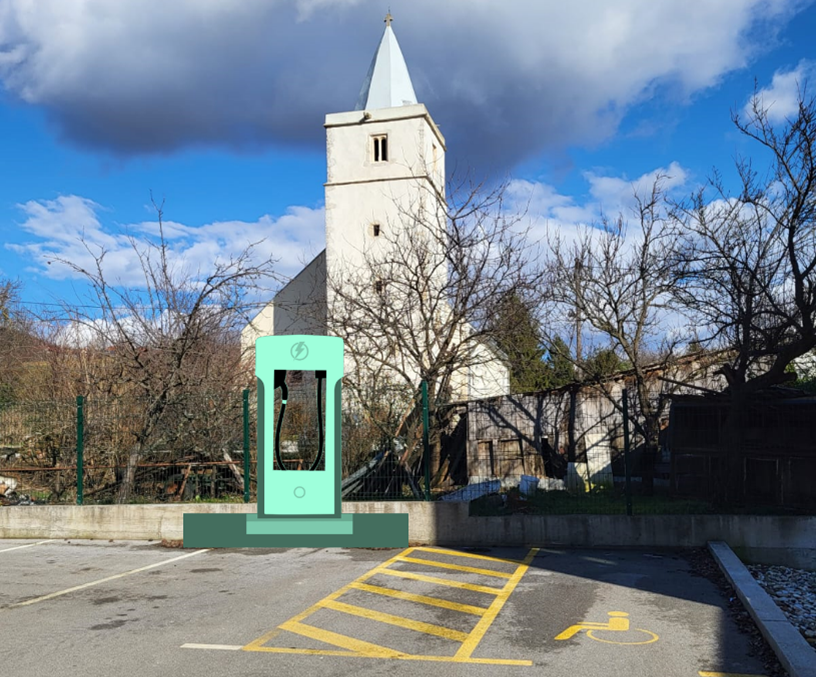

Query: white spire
<box><xmin>354</xmin><ymin>13</ymin><xmax>418</xmax><ymax>111</ymax></box>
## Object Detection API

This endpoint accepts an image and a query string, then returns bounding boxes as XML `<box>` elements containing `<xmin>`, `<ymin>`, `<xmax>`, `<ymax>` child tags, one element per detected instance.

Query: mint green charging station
<box><xmin>183</xmin><ymin>335</ymin><xmax>409</xmax><ymax>548</ymax></box>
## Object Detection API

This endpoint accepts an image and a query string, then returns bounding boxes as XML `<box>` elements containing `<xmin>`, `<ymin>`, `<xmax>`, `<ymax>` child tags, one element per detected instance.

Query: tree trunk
<box><xmin>223</xmin><ymin>450</ymin><xmax>245</xmax><ymax>493</ymax></box>
<box><xmin>116</xmin><ymin>443</ymin><xmax>142</xmax><ymax>504</ymax></box>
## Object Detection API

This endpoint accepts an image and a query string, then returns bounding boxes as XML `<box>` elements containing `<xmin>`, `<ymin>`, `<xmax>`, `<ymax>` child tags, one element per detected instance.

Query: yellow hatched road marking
<box><xmin>454</xmin><ymin>547</ymin><xmax>539</xmax><ymax>660</ymax></box>
<box><xmin>242</xmin><ymin>628</ymin><xmax>282</xmax><ymax>650</ymax></box>
<box><xmin>320</xmin><ymin>599</ymin><xmax>470</xmax><ymax>641</ymax></box>
<box><xmin>267</xmin><ymin>547</ymin><xmax>420</xmax><ymax>629</ymax></box>
<box><xmin>237</xmin><ymin>545</ymin><xmax>537</xmax><ymax>664</ymax></box>
<box><xmin>349</xmin><ymin>581</ymin><xmax>488</xmax><ymax>616</ymax></box>
<box><xmin>280</xmin><ymin>619</ymin><xmax>403</xmax><ymax>657</ymax></box>
<box><xmin>396</xmin><ymin>555</ymin><xmax>513</xmax><ymax>579</ymax></box>
<box><xmin>377</xmin><ymin>567</ymin><xmax>504</xmax><ymax>594</ymax></box>
<box><xmin>415</xmin><ymin>546</ymin><xmax>526</xmax><ymax>566</ymax></box>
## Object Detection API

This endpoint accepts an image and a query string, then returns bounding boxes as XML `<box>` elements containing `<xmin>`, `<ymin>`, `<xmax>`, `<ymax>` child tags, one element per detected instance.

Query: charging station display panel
<box><xmin>273</xmin><ymin>370</ymin><xmax>326</xmax><ymax>471</ymax></box>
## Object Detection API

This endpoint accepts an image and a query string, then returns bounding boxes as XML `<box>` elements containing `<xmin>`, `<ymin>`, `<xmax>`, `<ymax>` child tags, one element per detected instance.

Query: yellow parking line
<box><xmin>454</xmin><ymin>547</ymin><xmax>539</xmax><ymax>660</ymax></box>
<box><xmin>280</xmin><ymin>619</ymin><xmax>403</xmax><ymax>657</ymax></box>
<box><xmin>397</xmin><ymin>555</ymin><xmax>513</xmax><ymax>579</ymax></box>
<box><xmin>270</xmin><ymin>549</ymin><xmax>418</xmax><ymax>629</ymax></box>
<box><xmin>349</xmin><ymin>581</ymin><xmax>488</xmax><ymax>616</ymax></box>
<box><xmin>240</xmin><ymin>645</ymin><xmax>531</xmax><ymax>664</ymax></box>
<box><xmin>243</xmin><ymin>646</ymin><xmax>360</xmax><ymax>657</ymax></box>
<box><xmin>241</xmin><ymin>550</ymin><xmax>418</xmax><ymax>651</ymax></box>
<box><xmin>415</xmin><ymin>546</ymin><xmax>521</xmax><ymax>566</ymax></box>
<box><xmin>320</xmin><ymin>599</ymin><xmax>470</xmax><ymax>642</ymax></box>
<box><xmin>242</xmin><ymin>628</ymin><xmax>282</xmax><ymax>650</ymax></box>
<box><xmin>377</xmin><ymin>567</ymin><xmax>504</xmax><ymax>594</ymax></box>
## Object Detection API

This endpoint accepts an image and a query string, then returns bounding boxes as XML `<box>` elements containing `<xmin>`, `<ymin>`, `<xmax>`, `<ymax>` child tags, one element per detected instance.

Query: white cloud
<box><xmin>7</xmin><ymin>195</ymin><xmax>325</xmax><ymax>293</ymax></box>
<box><xmin>506</xmin><ymin>161</ymin><xmax>691</xmax><ymax>246</ymax></box>
<box><xmin>0</xmin><ymin>0</ymin><xmax>806</xmax><ymax>171</ymax></box>
<box><xmin>585</xmin><ymin>161</ymin><xmax>689</xmax><ymax>215</ymax></box>
<box><xmin>743</xmin><ymin>59</ymin><xmax>816</xmax><ymax>123</ymax></box>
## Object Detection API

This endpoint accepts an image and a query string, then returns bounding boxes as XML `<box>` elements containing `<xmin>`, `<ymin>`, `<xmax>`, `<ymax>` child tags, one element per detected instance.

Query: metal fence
<box><xmin>460</xmin><ymin>386</ymin><xmax>816</xmax><ymax>516</ymax></box>
<box><xmin>0</xmin><ymin>381</ymin><xmax>434</xmax><ymax>506</ymax></box>
<box><xmin>2</xmin><ymin>383</ymin><xmax>813</xmax><ymax>514</ymax></box>
<box><xmin>1</xmin><ymin>392</ymin><xmax>255</xmax><ymax>505</ymax></box>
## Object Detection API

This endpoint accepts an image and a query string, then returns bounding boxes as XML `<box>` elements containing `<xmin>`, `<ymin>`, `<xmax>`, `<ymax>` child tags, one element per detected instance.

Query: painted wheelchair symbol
<box><xmin>555</xmin><ymin>611</ymin><xmax>659</xmax><ymax>645</ymax></box>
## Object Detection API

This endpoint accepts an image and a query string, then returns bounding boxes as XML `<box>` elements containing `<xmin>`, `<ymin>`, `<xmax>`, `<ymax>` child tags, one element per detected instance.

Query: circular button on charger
<box><xmin>294</xmin><ymin>486</ymin><xmax>306</xmax><ymax>499</ymax></box>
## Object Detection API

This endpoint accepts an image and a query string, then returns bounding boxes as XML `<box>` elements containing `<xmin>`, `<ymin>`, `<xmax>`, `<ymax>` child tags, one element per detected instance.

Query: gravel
<box><xmin>684</xmin><ymin>548</ymin><xmax>788</xmax><ymax>677</ymax></box>
<box><xmin>747</xmin><ymin>563</ymin><xmax>816</xmax><ymax>647</ymax></box>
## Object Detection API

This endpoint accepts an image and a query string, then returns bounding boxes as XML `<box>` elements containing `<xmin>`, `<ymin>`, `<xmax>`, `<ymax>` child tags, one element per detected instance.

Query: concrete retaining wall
<box><xmin>1</xmin><ymin>502</ymin><xmax>813</xmax><ymax>569</ymax></box>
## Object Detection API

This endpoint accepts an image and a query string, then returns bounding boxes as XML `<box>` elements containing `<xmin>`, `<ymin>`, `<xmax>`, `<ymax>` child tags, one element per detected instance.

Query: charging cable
<box><xmin>274</xmin><ymin>370</ymin><xmax>325</xmax><ymax>471</ymax></box>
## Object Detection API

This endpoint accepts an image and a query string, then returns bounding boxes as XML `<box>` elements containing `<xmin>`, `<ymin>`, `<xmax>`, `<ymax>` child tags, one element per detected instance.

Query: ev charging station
<box><xmin>183</xmin><ymin>335</ymin><xmax>409</xmax><ymax>548</ymax></box>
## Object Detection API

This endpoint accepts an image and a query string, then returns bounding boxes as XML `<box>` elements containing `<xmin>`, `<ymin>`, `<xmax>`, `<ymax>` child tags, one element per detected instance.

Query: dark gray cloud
<box><xmin>0</xmin><ymin>0</ymin><xmax>808</xmax><ymax>173</ymax></box>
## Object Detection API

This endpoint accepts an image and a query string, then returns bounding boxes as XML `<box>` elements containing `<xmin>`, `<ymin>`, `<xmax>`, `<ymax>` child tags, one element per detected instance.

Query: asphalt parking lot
<box><xmin>0</xmin><ymin>539</ymin><xmax>774</xmax><ymax>677</ymax></box>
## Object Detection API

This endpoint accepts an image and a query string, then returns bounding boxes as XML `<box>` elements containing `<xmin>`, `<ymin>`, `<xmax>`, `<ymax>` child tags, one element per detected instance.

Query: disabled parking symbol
<box><xmin>555</xmin><ymin>611</ymin><xmax>659</xmax><ymax>645</ymax></box>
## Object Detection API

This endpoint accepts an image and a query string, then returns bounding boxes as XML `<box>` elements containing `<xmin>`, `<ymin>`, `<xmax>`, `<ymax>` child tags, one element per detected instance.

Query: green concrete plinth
<box><xmin>183</xmin><ymin>512</ymin><xmax>409</xmax><ymax>548</ymax></box>
<box><xmin>246</xmin><ymin>513</ymin><xmax>354</xmax><ymax>535</ymax></box>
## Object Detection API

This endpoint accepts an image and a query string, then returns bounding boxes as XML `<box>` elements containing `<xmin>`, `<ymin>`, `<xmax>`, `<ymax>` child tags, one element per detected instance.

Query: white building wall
<box><xmin>240</xmin><ymin>250</ymin><xmax>326</xmax><ymax>362</ymax></box>
<box><xmin>324</xmin><ymin>104</ymin><xmax>447</xmax><ymax>384</ymax></box>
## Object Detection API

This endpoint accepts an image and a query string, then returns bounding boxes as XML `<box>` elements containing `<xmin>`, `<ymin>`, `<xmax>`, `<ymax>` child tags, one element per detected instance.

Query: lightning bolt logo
<box><xmin>291</xmin><ymin>341</ymin><xmax>308</xmax><ymax>361</ymax></box>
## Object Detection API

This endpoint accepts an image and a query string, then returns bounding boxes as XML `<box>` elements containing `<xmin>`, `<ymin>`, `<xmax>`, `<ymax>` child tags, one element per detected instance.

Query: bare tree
<box><xmin>49</xmin><ymin>196</ymin><xmax>280</xmax><ymax>502</ymax></box>
<box><xmin>0</xmin><ymin>278</ymin><xmax>35</xmax><ymax>404</ymax></box>
<box><xmin>670</xmin><ymin>84</ymin><xmax>816</xmax><ymax>503</ymax></box>
<box><xmin>542</xmin><ymin>176</ymin><xmax>684</xmax><ymax>457</ymax></box>
<box><xmin>322</xmin><ymin>176</ymin><xmax>548</xmax><ymax>489</ymax></box>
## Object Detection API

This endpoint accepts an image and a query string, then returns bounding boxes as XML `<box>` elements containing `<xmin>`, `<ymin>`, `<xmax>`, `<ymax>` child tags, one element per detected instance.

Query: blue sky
<box><xmin>1</xmin><ymin>0</ymin><xmax>815</xmax><ymax>319</ymax></box>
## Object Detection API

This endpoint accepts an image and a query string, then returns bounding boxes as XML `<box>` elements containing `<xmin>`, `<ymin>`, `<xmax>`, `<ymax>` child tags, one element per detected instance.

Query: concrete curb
<box><xmin>1</xmin><ymin>506</ymin><xmax>815</xmax><ymax>569</ymax></box>
<box><xmin>708</xmin><ymin>541</ymin><xmax>816</xmax><ymax>677</ymax></box>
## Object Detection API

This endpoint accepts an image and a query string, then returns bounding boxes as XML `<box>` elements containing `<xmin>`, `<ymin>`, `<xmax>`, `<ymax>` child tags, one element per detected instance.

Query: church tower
<box><xmin>324</xmin><ymin>14</ymin><xmax>447</xmax><ymax>341</ymax></box>
<box><xmin>241</xmin><ymin>14</ymin><xmax>509</xmax><ymax>401</ymax></box>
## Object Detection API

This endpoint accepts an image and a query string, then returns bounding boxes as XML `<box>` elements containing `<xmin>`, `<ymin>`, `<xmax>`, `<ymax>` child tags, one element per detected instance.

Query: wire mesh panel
<box><xmin>340</xmin><ymin>381</ymin><xmax>424</xmax><ymax>501</ymax></box>
<box><xmin>80</xmin><ymin>392</ymin><xmax>251</xmax><ymax>504</ymax></box>
<box><xmin>0</xmin><ymin>399</ymin><xmax>77</xmax><ymax>504</ymax></box>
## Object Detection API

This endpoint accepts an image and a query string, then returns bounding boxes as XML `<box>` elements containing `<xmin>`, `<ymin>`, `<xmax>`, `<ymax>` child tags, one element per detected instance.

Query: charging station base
<box><xmin>182</xmin><ymin>512</ymin><xmax>409</xmax><ymax>548</ymax></box>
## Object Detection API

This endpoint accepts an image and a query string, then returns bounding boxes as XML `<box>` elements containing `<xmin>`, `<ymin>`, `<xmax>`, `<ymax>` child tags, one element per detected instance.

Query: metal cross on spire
<box><xmin>384</xmin><ymin>11</ymin><xmax>393</xmax><ymax>27</ymax></box>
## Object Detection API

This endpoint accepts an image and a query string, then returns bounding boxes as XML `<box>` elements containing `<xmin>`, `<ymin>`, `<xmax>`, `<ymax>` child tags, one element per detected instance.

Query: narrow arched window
<box><xmin>372</xmin><ymin>134</ymin><xmax>388</xmax><ymax>162</ymax></box>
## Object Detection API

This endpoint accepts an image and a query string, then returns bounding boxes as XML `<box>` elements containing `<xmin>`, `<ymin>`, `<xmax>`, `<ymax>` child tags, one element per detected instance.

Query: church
<box><xmin>241</xmin><ymin>15</ymin><xmax>510</xmax><ymax>402</ymax></box>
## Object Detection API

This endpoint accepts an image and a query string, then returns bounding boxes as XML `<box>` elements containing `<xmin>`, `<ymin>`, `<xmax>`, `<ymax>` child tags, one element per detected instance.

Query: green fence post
<box><xmin>622</xmin><ymin>389</ymin><xmax>633</xmax><ymax>516</ymax></box>
<box><xmin>422</xmin><ymin>381</ymin><xmax>431</xmax><ymax>501</ymax></box>
<box><xmin>243</xmin><ymin>389</ymin><xmax>250</xmax><ymax>503</ymax></box>
<box><xmin>76</xmin><ymin>395</ymin><xmax>84</xmax><ymax>506</ymax></box>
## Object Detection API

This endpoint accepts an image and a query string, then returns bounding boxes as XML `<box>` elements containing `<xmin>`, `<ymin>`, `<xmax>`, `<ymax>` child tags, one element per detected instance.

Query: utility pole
<box><xmin>573</xmin><ymin>256</ymin><xmax>583</xmax><ymax>381</ymax></box>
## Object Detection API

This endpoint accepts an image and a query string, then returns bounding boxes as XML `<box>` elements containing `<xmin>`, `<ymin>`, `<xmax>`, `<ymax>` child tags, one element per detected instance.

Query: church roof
<box><xmin>355</xmin><ymin>14</ymin><xmax>418</xmax><ymax>111</ymax></box>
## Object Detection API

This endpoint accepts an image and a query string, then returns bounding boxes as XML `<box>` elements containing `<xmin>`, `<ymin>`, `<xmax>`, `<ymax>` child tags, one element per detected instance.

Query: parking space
<box><xmin>0</xmin><ymin>540</ymin><xmax>774</xmax><ymax>677</ymax></box>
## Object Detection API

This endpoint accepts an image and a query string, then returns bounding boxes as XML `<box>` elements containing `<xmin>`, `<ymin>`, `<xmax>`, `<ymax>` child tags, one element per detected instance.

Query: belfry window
<box><xmin>371</xmin><ymin>223</ymin><xmax>381</xmax><ymax>237</ymax></box>
<box><xmin>372</xmin><ymin>134</ymin><xmax>388</xmax><ymax>162</ymax></box>
<box><xmin>374</xmin><ymin>279</ymin><xmax>385</xmax><ymax>294</ymax></box>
